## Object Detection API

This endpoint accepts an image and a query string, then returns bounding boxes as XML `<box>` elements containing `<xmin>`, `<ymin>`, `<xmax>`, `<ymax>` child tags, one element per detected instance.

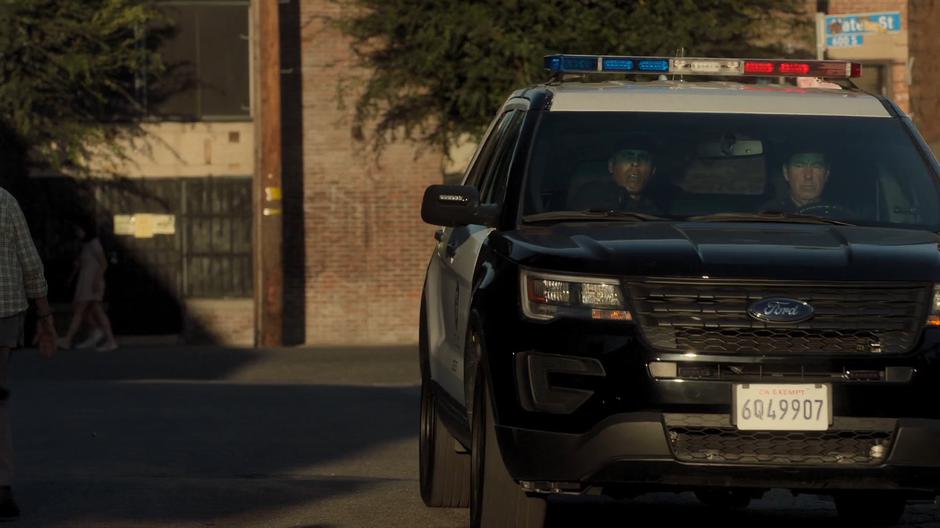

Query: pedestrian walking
<box><xmin>0</xmin><ymin>186</ymin><xmax>57</xmax><ymax>519</ymax></box>
<box><xmin>57</xmin><ymin>216</ymin><xmax>117</xmax><ymax>351</ymax></box>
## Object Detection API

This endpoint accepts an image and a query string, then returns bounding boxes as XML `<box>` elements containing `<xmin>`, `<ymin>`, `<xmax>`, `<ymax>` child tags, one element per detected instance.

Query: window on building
<box><xmin>153</xmin><ymin>1</ymin><xmax>251</xmax><ymax>120</ymax></box>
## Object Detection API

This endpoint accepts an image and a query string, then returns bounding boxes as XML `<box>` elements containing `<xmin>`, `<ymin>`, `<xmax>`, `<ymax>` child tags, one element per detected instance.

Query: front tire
<box><xmin>418</xmin><ymin>293</ymin><xmax>470</xmax><ymax>508</ymax></box>
<box><xmin>470</xmin><ymin>365</ymin><xmax>547</xmax><ymax>527</ymax></box>
<box><xmin>419</xmin><ymin>379</ymin><xmax>471</xmax><ymax>507</ymax></box>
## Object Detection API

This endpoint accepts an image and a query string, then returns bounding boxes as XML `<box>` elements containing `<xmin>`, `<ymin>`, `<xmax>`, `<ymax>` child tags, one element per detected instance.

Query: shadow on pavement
<box><xmin>15</xmin><ymin>383</ymin><xmax>419</xmax><ymax>479</ymax></box>
<box><xmin>547</xmin><ymin>496</ymin><xmax>838</xmax><ymax>526</ymax></box>
<box><xmin>11</xmin><ymin>381</ymin><xmax>423</xmax><ymax>526</ymax></box>
<box><xmin>5</xmin><ymin>345</ymin><xmax>433</xmax><ymax>527</ymax></box>
<box><xmin>546</xmin><ymin>492</ymin><xmax>937</xmax><ymax>526</ymax></box>
<box><xmin>7</xmin><ymin>345</ymin><xmax>930</xmax><ymax>527</ymax></box>
<box><xmin>9</xmin><ymin>345</ymin><xmax>267</xmax><ymax>381</ymax></box>
<box><xmin>9</xmin><ymin>345</ymin><xmax>420</xmax><ymax>384</ymax></box>
<box><xmin>17</xmin><ymin>477</ymin><xmax>368</xmax><ymax>528</ymax></box>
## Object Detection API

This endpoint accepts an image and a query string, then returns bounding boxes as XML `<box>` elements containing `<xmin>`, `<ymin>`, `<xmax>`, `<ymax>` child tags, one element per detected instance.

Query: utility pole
<box><xmin>254</xmin><ymin>0</ymin><xmax>283</xmax><ymax>346</ymax></box>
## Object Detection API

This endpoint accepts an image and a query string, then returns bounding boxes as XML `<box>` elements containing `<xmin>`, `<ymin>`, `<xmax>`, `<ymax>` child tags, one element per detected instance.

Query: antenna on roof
<box><xmin>674</xmin><ymin>47</ymin><xmax>686</xmax><ymax>81</ymax></box>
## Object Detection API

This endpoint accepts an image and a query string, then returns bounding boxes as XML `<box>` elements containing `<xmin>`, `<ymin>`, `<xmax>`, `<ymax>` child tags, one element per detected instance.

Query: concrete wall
<box><xmin>90</xmin><ymin>122</ymin><xmax>254</xmax><ymax>178</ymax></box>
<box><xmin>299</xmin><ymin>2</ymin><xmax>445</xmax><ymax>346</ymax></box>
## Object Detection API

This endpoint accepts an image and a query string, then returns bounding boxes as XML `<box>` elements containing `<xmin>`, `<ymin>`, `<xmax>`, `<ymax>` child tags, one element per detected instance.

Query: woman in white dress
<box><xmin>57</xmin><ymin>218</ymin><xmax>117</xmax><ymax>351</ymax></box>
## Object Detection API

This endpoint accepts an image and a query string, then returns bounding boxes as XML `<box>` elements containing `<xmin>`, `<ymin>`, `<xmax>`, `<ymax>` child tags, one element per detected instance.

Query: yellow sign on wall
<box><xmin>113</xmin><ymin>214</ymin><xmax>176</xmax><ymax>238</ymax></box>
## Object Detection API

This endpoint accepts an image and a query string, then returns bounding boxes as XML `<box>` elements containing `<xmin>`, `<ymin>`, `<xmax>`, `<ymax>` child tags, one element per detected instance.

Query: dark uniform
<box><xmin>568</xmin><ymin>179</ymin><xmax>662</xmax><ymax>215</ymax></box>
<box><xmin>760</xmin><ymin>195</ymin><xmax>801</xmax><ymax>212</ymax></box>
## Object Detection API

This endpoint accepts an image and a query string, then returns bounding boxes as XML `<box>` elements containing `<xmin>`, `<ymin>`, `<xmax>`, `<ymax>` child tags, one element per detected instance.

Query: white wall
<box><xmin>90</xmin><ymin>122</ymin><xmax>255</xmax><ymax>178</ymax></box>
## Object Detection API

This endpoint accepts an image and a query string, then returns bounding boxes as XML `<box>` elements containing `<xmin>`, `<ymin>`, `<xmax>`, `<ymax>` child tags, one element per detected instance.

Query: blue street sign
<box><xmin>825</xmin><ymin>12</ymin><xmax>901</xmax><ymax>35</ymax></box>
<box><xmin>826</xmin><ymin>34</ymin><xmax>864</xmax><ymax>48</ymax></box>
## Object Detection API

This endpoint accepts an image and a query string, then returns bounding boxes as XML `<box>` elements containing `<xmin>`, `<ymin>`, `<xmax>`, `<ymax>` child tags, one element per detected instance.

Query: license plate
<box><xmin>733</xmin><ymin>384</ymin><xmax>831</xmax><ymax>431</ymax></box>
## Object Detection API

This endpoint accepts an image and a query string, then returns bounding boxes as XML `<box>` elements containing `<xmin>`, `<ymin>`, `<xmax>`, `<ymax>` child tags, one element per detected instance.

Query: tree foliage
<box><xmin>335</xmin><ymin>0</ymin><xmax>810</xmax><ymax>155</ymax></box>
<box><xmin>0</xmin><ymin>0</ymin><xmax>170</xmax><ymax>179</ymax></box>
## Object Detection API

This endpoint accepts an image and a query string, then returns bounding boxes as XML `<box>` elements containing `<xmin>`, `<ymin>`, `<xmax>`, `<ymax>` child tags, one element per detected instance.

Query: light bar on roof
<box><xmin>544</xmin><ymin>54</ymin><xmax>861</xmax><ymax>79</ymax></box>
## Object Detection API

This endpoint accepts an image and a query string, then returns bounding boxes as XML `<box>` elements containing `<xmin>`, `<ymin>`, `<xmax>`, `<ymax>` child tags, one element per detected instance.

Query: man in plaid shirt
<box><xmin>0</xmin><ymin>187</ymin><xmax>56</xmax><ymax>519</ymax></box>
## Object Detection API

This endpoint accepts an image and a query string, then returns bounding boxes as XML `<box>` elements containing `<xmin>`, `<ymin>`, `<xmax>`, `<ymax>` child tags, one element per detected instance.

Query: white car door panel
<box><xmin>423</xmin><ymin>103</ymin><xmax>528</xmax><ymax>409</ymax></box>
<box><xmin>432</xmin><ymin>224</ymin><xmax>493</xmax><ymax>404</ymax></box>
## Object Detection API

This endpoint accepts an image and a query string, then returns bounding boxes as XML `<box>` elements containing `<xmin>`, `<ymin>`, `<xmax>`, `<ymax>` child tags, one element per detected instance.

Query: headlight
<box><xmin>928</xmin><ymin>285</ymin><xmax>940</xmax><ymax>326</ymax></box>
<box><xmin>520</xmin><ymin>269</ymin><xmax>632</xmax><ymax>322</ymax></box>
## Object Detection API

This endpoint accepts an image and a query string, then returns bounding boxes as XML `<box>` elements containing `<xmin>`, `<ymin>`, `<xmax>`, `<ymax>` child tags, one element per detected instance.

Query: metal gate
<box><xmin>26</xmin><ymin>176</ymin><xmax>252</xmax><ymax>335</ymax></box>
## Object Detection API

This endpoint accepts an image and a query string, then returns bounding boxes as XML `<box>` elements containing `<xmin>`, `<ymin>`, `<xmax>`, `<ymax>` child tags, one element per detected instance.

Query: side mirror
<box><xmin>421</xmin><ymin>185</ymin><xmax>497</xmax><ymax>226</ymax></box>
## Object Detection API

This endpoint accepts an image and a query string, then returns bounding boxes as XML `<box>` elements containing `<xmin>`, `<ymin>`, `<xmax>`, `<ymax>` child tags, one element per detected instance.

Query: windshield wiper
<box><xmin>522</xmin><ymin>209</ymin><xmax>667</xmax><ymax>223</ymax></box>
<box><xmin>687</xmin><ymin>211</ymin><xmax>854</xmax><ymax>226</ymax></box>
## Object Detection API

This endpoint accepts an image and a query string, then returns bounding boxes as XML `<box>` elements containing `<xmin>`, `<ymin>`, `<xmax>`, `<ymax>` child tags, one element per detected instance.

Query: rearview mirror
<box><xmin>696</xmin><ymin>134</ymin><xmax>764</xmax><ymax>158</ymax></box>
<box><xmin>421</xmin><ymin>185</ymin><xmax>497</xmax><ymax>226</ymax></box>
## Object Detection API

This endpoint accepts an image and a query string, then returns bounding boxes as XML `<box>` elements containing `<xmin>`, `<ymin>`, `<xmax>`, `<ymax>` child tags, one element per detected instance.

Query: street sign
<box><xmin>825</xmin><ymin>12</ymin><xmax>901</xmax><ymax>39</ymax></box>
<box><xmin>826</xmin><ymin>34</ymin><xmax>863</xmax><ymax>48</ymax></box>
<box><xmin>818</xmin><ymin>11</ymin><xmax>906</xmax><ymax>61</ymax></box>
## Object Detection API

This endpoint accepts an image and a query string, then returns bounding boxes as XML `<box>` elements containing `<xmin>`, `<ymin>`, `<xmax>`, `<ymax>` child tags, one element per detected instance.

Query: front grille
<box><xmin>628</xmin><ymin>279</ymin><xmax>930</xmax><ymax>355</ymax></box>
<box><xmin>668</xmin><ymin>363</ymin><xmax>913</xmax><ymax>383</ymax></box>
<box><xmin>664</xmin><ymin>414</ymin><xmax>896</xmax><ymax>466</ymax></box>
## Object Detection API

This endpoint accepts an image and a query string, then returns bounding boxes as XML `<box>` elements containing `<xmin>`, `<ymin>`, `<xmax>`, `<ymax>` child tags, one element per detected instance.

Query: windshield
<box><xmin>522</xmin><ymin>112</ymin><xmax>940</xmax><ymax>230</ymax></box>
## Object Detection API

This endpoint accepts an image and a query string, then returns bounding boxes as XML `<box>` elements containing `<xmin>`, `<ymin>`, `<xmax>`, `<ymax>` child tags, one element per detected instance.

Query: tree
<box><xmin>334</xmin><ymin>0</ymin><xmax>810</xmax><ymax>156</ymax></box>
<box><xmin>0</xmin><ymin>0</ymin><xmax>170</xmax><ymax>183</ymax></box>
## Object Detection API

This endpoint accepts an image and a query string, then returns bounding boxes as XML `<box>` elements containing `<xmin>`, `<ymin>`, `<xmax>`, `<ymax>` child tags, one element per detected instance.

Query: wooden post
<box><xmin>254</xmin><ymin>0</ymin><xmax>283</xmax><ymax>346</ymax></box>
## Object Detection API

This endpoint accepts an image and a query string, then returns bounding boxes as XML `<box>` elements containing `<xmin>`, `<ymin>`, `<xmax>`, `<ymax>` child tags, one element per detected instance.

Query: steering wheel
<box><xmin>796</xmin><ymin>203</ymin><xmax>854</xmax><ymax>219</ymax></box>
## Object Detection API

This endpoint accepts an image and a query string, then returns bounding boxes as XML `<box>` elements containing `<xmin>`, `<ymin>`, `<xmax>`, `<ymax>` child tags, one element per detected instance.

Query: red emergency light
<box><xmin>742</xmin><ymin>60</ymin><xmax>859</xmax><ymax>78</ymax></box>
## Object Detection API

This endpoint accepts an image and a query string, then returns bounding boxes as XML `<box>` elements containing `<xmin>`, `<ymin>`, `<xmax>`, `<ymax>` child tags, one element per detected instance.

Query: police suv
<box><xmin>419</xmin><ymin>54</ymin><xmax>940</xmax><ymax>526</ymax></box>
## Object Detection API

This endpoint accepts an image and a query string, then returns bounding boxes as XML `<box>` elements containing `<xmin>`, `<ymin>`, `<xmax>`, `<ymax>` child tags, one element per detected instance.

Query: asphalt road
<box><xmin>3</xmin><ymin>344</ymin><xmax>938</xmax><ymax>527</ymax></box>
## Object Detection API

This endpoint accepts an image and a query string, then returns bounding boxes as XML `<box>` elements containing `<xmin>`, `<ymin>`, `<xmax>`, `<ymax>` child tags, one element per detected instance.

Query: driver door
<box><xmin>427</xmin><ymin>106</ymin><xmax>526</xmax><ymax>405</ymax></box>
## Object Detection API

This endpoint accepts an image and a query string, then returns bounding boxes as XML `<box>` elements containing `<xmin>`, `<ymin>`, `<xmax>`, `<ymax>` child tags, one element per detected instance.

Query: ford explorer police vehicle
<box><xmin>418</xmin><ymin>54</ymin><xmax>940</xmax><ymax>527</ymax></box>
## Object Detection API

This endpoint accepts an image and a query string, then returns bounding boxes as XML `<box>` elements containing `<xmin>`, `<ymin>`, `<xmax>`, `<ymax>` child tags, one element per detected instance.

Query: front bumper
<box><xmin>474</xmin><ymin>268</ymin><xmax>940</xmax><ymax>494</ymax></box>
<box><xmin>497</xmin><ymin>413</ymin><xmax>940</xmax><ymax>494</ymax></box>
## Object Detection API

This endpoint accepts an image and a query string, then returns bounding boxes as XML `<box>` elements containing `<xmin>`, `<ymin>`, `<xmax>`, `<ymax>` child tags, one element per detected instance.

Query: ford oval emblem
<box><xmin>747</xmin><ymin>298</ymin><xmax>814</xmax><ymax>323</ymax></box>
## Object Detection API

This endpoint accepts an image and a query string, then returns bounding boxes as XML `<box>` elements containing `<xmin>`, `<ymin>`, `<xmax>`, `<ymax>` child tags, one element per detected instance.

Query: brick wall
<box><xmin>908</xmin><ymin>0</ymin><xmax>940</xmax><ymax>152</ymax></box>
<box><xmin>183</xmin><ymin>299</ymin><xmax>254</xmax><ymax>346</ymax></box>
<box><xmin>299</xmin><ymin>2</ymin><xmax>443</xmax><ymax>345</ymax></box>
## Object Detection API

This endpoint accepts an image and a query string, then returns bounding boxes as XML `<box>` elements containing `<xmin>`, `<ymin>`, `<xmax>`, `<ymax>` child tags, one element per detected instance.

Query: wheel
<box><xmin>418</xmin><ymin>296</ymin><xmax>470</xmax><ymax>508</ymax></box>
<box><xmin>833</xmin><ymin>492</ymin><xmax>906</xmax><ymax>526</ymax></box>
<box><xmin>695</xmin><ymin>489</ymin><xmax>751</xmax><ymax>509</ymax></box>
<box><xmin>419</xmin><ymin>379</ymin><xmax>471</xmax><ymax>507</ymax></box>
<box><xmin>470</xmin><ymin>364</ymin><xmax>547</xmax><ymax>528</ymax></box>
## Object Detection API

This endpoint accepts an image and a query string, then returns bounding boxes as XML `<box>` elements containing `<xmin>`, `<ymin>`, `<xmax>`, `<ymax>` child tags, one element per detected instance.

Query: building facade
<box><xmin>35</xmin><ymin>0</ymin><xmax>940</xmax><ymax>347</ymax></box>
<box><xmin>297</xmin><ymin>1</ymin><xmax>444</xmax><ymax>345</ymax></box>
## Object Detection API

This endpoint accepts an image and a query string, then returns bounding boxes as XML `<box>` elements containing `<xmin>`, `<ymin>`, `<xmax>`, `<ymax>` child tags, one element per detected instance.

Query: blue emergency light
<box><xmin>601</xmin><ymin>58</ymin><xmax>633</xmax><ymax>71</ymax></box>
<box><xmin>544</xmin><ymin>54</ymin><xmax>861</xmax><ymax>78</ymax></box>
<box><xmin>637</xmin><ymin>59</ymin><xmax>669</xmax><ymax>72</ymax></box>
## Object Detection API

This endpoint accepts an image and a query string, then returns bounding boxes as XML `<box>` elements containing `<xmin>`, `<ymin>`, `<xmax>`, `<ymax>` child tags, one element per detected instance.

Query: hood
<box><xmin>497</xmin><ymin>221</ymin><xmax>940</xmax><ymax>282</ymax></box>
